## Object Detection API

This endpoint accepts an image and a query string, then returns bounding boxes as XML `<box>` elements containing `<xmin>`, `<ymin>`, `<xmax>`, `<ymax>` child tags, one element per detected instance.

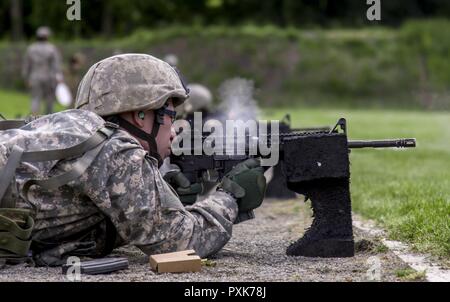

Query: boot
<box><xmin>286</xmin><ymin>178</ymin><xmax>354</xmax><ymax>257</ymax></box>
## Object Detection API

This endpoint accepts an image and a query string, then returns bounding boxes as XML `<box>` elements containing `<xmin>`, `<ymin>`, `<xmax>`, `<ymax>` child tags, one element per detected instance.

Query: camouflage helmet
<box><xmin>183</xmin><ymin>84</ymin><xmax>213</xmax><ymax>114</ymax></box>
<box><xmin>36</xmin><ymin>26</ymin><xmax>51</xmax><ymax>39</ymax></box>
<box><xmin>75</xmin><ymin>54</ymin><xmax>189</xmax><ymax>117</ymax></box>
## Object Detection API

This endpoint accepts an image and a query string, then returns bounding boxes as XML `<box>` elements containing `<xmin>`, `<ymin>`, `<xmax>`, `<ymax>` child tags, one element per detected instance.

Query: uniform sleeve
<box><xmin>82</xmin><ymin>138</ymin><xmax>239</xmax><ymax>258</ymax></box>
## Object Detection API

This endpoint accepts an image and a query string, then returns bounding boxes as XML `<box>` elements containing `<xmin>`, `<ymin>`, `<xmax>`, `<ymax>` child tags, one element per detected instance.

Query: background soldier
<box><xmin>64</xmin><ymin>52</ymin><xmax>86</xmax><ymax>107</ymax></box>
<box><xmin>177</xmin><ymin>83</ymin><xmax>214</xmax><ymax>120</ymax></box>
<box><xmin>22</xmin><ymin>26</ymin><xmax>63</xmax><ymax>115</ymax></box>
<box><xmin>163</xmin><ymin>53</ymin><xmax>179</xmax><ymax>67</ymax></box>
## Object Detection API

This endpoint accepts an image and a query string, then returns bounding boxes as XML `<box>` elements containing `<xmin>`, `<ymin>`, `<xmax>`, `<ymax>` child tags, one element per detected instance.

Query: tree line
<box><xmin>2</xmin><ymin>0</ymin><xmax>450</xmax><ymax>40</ymax></box>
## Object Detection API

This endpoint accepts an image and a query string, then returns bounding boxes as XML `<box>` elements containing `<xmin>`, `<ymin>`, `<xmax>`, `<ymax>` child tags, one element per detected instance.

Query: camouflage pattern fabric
<box><xmin>0</xmin><ymin>110</ymin><xmax>237</xmax><ymax>266</ymax></box>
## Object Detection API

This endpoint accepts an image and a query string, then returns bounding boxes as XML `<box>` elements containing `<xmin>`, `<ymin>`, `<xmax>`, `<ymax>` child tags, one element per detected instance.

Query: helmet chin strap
<box><xmin>113</xmin><ymin>113</ymin><xmax>165</xmax><ymax>168</ymax></box>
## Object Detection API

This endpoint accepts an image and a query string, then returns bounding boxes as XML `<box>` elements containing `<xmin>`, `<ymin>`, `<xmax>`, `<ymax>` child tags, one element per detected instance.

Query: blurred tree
<box><xmin>0</xmin><ymin>0</ymin><xmax>449</xmax><ymax>40</ymax></box>
<box><xmin>102</xmin><ymin>0</ymin><xmax>113</xmax><ymax>37</ymax></box>
<box><xmin>10</xmin><ymin>0</ymin><xmax>24</xmax><ymax>41</ymax></box>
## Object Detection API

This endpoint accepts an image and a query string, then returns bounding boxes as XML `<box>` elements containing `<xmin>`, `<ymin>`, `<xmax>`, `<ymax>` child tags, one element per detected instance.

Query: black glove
<box><xmin>218</xmin><ymin>158</ymin><xmax>267</xmax><ymax>212</ymax></box>
<box><xmin>163</xmin><ymin>170</ymin><xmax>203</xmax><ymax>205</ymax></box>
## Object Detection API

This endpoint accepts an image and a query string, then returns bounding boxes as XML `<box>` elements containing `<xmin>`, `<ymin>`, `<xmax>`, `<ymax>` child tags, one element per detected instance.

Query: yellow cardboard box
<box><xmin>149</xmin><ymin>250</ymin><xmax>201</xmax><ymax>273</ymax></box>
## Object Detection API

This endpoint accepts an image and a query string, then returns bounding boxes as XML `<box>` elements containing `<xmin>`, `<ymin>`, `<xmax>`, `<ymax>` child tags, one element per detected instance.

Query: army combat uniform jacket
<box><xmin>0</xmin><ymin>110</ymin><xmax>238</xmax><ymax>266</ymax></box>
<box><xmin>22</xmin><ymin>41</ymin><xmax>62</xmax><ymax>85</ymax></box>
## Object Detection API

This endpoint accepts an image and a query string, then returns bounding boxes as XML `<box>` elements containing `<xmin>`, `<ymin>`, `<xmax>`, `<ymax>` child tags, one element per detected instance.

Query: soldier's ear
<box><xmin>132</xmin><ymin>111</ymin><xmax>146</xmax><ymax>128</ymax></box>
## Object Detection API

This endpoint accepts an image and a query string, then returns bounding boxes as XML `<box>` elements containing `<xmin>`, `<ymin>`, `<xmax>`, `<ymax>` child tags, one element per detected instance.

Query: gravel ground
<box><xmin>0</xmin><ymin>198</ymin><xmax>416</xmax><ymax>282</ymax></box>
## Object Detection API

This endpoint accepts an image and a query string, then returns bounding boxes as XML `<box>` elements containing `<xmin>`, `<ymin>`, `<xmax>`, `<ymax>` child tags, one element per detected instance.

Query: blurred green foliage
<box><xmin>1</xmin><ymin>20</ymin><xmax>449</xmax><ymax>109</ymax></box>
<box><xmin>2</xmin><ymin>0</ymin><xmax>450</xmax><ymax>40</ymax></box>
<box><xmin>402</xmin><ymin>20</ymin><xmax>450</xmax><ymax>89</ymax></box>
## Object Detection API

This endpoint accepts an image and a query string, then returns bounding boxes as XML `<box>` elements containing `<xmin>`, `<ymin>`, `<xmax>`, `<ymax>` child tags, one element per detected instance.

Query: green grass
<box><xmin>395</xmin><ymin>268</ymin><xmax>427</xmax><ymax>281</ymax></box>
<box><xmin>265</xmin><ymin>107</ymin><xmax>450</xmax><ymax>260</ymax></box>
<box><xmin>0</xmin><ymin>90</ymin><xmax>65</xmax><ymax>118</ymax></box>
<box><xmin>1</xmin><ymin>92</ymin><xmax>449</xmax><ymax>260</ymax></box>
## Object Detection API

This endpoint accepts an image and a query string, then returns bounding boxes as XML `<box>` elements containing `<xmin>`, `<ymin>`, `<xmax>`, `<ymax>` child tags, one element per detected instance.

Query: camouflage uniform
<box><xmin>22</xmin><ymin>28</ymin><xmax>62</xmax><ymax>114</ymax></box>
<box><xmin>2</xmin><ymin>54</ymin><xmax>239</xmax><ymax>266</ymax></box>
<box><xmin>2</xmin><ymin>110</ymin><xmax>237</xmax><ymax>266</ymax></box>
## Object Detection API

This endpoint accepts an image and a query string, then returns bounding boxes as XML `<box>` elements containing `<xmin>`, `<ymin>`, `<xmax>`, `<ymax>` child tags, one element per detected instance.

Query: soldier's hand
<box><xmin>163</xmin><ymin>170</ymin><xmax>202</xmax><ymax>205</ymax></box>
<box><xmin>218</xmin><ymin>158</ymin><xmax>267</xmax><ymax>212</ymax></box>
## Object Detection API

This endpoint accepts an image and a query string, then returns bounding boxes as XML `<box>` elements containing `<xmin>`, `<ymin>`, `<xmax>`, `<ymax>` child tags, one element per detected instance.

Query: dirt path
<box><xmin>0</xmin><ymin>198</ymin><xmax>417</xmax><ymax>282</ymax></box>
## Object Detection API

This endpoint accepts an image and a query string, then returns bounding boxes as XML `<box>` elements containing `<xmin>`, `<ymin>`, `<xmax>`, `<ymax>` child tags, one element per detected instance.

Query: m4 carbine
<box><xmin>170</xmin><ymin>118</ymin><xmax>416</xmax><ymax>257</ymax></box>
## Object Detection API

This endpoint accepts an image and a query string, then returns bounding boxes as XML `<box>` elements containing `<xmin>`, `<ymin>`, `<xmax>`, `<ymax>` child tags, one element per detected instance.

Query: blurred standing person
<box><xmin>22</xmin><ymin>26</ymin><xmax>63</xmax><ymax>115</ymax></box>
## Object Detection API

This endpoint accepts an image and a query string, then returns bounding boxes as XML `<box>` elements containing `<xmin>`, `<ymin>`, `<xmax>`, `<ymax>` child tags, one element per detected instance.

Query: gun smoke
<box><xmin>172</xmin><ymin>78</ymin><xmax>280</xmax><ymax>166</ymax></box>
<box><xmin>217</xmin><ymin>78</ymin><xmax>260</xmax><ymax>122</ymax></box>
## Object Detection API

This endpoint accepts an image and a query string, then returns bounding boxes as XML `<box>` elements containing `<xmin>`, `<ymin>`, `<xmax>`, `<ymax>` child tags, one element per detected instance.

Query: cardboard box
<box><xmin>149</xmin><ymin>250</ymin><xmax>201</xmax><ymax>273</ymax></box>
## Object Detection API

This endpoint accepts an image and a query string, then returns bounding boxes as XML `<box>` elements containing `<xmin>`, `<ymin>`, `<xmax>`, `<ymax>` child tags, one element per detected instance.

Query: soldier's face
<box><xmin>129</xmin><ymin>99</ymin><xmax>176</xmax><ymax>159</ymax></box>
<box><xmin>155</xmin><ymin>100</ymin><xmax>176</xmax><ymax>159</ymax></box>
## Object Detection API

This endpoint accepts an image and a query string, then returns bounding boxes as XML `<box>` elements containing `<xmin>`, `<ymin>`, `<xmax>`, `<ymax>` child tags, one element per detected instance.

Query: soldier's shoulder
<box><xmin>47</xmin><ymin>42</ymin><xmax>60</xmax><ymax>52</ymax></box>
<box><xmin>102</xmin><ymin>128</ymin><xmax>148</xmax><ymax>160</ymax></box>
<box><xmin>27</xmin><ymin>43</ymin><xmax>40</xmax><ymax>52</ymax></box>
<box><xmin>107</xmin><ymin>128</ymin><xmax>142</xmax><ymax>150</ymax></box>
<box><xmin>99</xmin><ymin>129</ymin><xmax>161</xmax><ymax>173</ymax></box>
<box><xmin>28</xmin><ymin>42</ymin><xmax>58</xmax><ymax>52</ymax></box>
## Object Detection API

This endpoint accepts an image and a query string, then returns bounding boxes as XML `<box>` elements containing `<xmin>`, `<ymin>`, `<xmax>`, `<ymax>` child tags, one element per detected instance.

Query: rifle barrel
<box><xmin>348</xmin><ymin>138</ymin><xmax>416</xmax><ymax>149</ymax></box>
